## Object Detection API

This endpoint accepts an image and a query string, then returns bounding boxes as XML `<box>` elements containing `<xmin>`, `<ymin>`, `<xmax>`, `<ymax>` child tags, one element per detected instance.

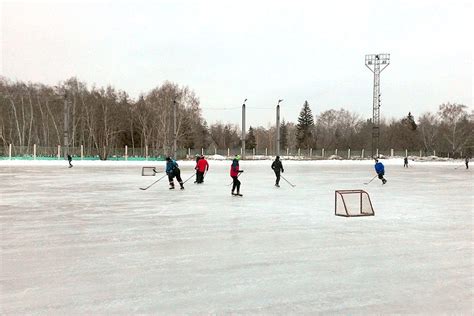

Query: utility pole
<box><xmin>63</xmin><ymin>92</ymin><xmax>69</xmax><ymax>159</ymax></box>
<box><xmin>241</xmin><ymin>98</ymin><xmax>247</xmax><ymax>159</ymax></box>
<box><xmin>173</xmin><ymin>99</ymin><xmax>177</xmax><ymax>159</ymax></box>
<box><xmin>276</xmin><ymin>99</ymin><xmax>283</xmax><ymax>156</ymax></box>
<box><xmin>365</xmin><ymin>54</ymin><xmax>390</xmax><ymax>158</ymax></box>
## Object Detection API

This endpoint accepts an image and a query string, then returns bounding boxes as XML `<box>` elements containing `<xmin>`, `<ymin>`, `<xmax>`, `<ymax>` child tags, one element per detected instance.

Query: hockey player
<box><xmin>271</xmin><ymin>156</ymin><xmax>284</xmax><ymax>187</ymax></box>
<box><xmin>195</xmin><ymin>155</ymin><xmax>209</xmax><ymax>183</ymax></box>
<box><xmin>165</xmin><ymin>157</ymin><xmax>184</xmax><ymax>190</ymax></box>
<box><xmin>374</xmin><ymin>158</ymin><xmax>387</xmax><ymax>184</ymax></box>
<box><xmin>67</xmin><ymin>154</ymin><xmax>73</xmax><ymax>168</ymax></box>
<box><xmin>194</xmin><ymin>154</ymin><xmax>201</xmax><ymax>183</ymax></box>
<box><xmin>404</xmin><ymin>157</ymin><xmax>408</xmax><ymax>168</ymax></box>
<box><xmin>230</xmin><ymin>155</ymin><xmax>243</xmax><ymax>196</ymax></box>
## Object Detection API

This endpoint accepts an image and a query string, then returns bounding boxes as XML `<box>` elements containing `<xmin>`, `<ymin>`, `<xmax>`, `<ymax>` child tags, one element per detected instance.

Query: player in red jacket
<box><xmin>230</xmin><ymin>155</ymin><xmax>244</xmax><ymax>196</ymax></box>
<box><xmin>195</xmin><ymin>155</ymin><xmax>209</xmax><ymax>183</ymax></box>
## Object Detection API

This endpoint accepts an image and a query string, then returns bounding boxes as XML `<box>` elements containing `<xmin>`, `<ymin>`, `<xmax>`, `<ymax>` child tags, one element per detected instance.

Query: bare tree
<box><xmin>316</xmin><ymin>109</ymin><xmax>363</xmax><ymax>149</ymax></box>
<box><xmin>418</xmin><ymin>112</ymin><xmax>439</xmax><ymax>152</ymax></box>
<box><xmin>437</xmin><ymin>103</ymin><xmax>471</xmax><ymax>153</ymax></box>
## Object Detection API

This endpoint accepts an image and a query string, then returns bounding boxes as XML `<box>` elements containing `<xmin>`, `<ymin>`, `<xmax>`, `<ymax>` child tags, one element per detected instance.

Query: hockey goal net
<box><xmin>141</xmin><ymin>166</ymin><xmax>157</xmax><ymax>176</ymax></box>
<box><xmin>335</xmin><ymin>190</ymin><xmax>374</xmax><ymax>217</ymax></box>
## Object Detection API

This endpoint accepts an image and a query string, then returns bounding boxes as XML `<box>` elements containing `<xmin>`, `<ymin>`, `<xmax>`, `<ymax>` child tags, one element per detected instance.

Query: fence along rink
<box><xmin>335</xmin><ymin>190</ymin><xmax>374</xmax><ymax>217</ymax></box>
<box><xmin>0</xmin><ymin>144</ymin><xmax>455</xmax><ymax>160</ymax></box>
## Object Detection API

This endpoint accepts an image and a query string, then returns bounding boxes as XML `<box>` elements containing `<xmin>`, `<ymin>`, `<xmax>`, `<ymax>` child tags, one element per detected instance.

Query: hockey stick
<box><xmin>183</xmin><ymin>173</ymin><xmax>196</xmax><ymax>184</ymax></box>
<box><xmin>140</xmin><ymin>174</ymin><xmax>167</xmax><ymax>190</ymax></box>
<box><xmin>227</xmin><ymin>172</ymin><xmax>243</xmax><ymax>186</ymax></box>
<box><xmin>280</xmin><ymin>174</ymin><xmax>296</xmax><ymax>187</ymax></box>
<box><xmin>363</xmin><ymin>175</ymin><xmax>378</xmax><ymax>185</ymax></box>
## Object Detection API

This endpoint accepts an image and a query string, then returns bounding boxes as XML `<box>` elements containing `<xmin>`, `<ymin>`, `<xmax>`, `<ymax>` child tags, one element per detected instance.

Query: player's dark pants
<box><xmin>466</xmin><ymin>162</ymin><xmax>469</xmax><ymax>169</ymax></box>
<box><xmin>168</xmin><ymin>169</ymin><xmax>183</xmax><ymax>188</ymax></box>
<box><xmin>196</xmin><ymin>171</ymin><xmax>205</xmax><ymax>183</ymax></box>
<box><xmin>274</xmin><ymin>171</ymin><xmax>281</xmax><ymax>185</ymax></box>
<box><xmin>231</xmin><ymin>176</ymin><xmax>240</xmax><ymax>193</ymax></box>
<box><xmin>378</xmin><ymin>172</ymin><xmax>386</xmax><ymax>183</ymax></box>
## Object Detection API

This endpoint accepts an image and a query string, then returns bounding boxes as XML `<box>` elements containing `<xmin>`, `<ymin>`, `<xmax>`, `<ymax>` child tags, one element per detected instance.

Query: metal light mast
<box><xmin>173</xmin><ymin>99</ymin><xmax>177</xmax><ymax>158</ymax></box>
<box><xmin>241</xmin><ymin>98</ymin><xmax>247</xmax><ymax>159</ymax></box>
<box><xmin>276</xmin><ymin>99</ymin><xmax>283</xmax><ymax>156</ymax></box>
<box><xmin>63</xmin><ymin>92</ymin><xmax>69</xmax><ymax>159</ymax></box>
<box><xmin>365</xmin><ymin>53</ymin><xmax>390</xmax><ymax>158</ymax></box>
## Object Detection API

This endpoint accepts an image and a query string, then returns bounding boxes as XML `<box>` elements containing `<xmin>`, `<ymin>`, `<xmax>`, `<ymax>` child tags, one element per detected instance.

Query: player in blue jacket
<box><xmin>374</xmin><ymin>158</ymin><xmax>387</xmax><ymax>184</ymax></box>
<box><xmin>165</xmin><ymin>157</ymin><xmax>184</xmax><ymax>190</ymax></box>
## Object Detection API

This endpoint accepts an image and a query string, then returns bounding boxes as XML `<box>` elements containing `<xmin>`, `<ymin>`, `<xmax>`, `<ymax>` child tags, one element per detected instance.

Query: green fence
<box><xmin>1</xmin><ymin>144</ymin><xmax>463</xmax><ymax>161</ymax></box>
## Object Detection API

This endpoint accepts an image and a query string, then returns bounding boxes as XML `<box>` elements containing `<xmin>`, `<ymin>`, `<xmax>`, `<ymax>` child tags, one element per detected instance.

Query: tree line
<box><xmin>1</xmin><ymin>77</ymin><xmax>472</xmax><ymax>158</ymax></box>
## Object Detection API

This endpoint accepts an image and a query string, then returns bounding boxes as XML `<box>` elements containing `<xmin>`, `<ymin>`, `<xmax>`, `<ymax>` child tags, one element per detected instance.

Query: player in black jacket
<box><xmin>271</xmin><ymin>156</ymin><xmax>284</xmax><ymax>187</ymax></box>
<box><xmin>67</xmin><ymin>154</ymin><xmax>73</xmax><ymax>168</ymax></box>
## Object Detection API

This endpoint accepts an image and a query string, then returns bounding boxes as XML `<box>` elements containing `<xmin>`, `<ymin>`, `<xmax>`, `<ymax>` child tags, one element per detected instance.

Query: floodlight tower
<box><xmin>365</xmin><ymin>53</ymin><xmax>390</xmax><ymax>158</ymax></box>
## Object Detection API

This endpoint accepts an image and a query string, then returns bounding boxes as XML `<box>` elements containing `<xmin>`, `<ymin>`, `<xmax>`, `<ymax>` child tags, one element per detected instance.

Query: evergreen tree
<box><xmin>400</xmin><ymin>112</ymin><xmax>417</xmax><ymax>131</ymax></box>
<box><xmin>246</xmin><ymin>126</ymin><xmax>257</xmax><ymax>150</ymax></box>
<box><xmin>296</xmin><ymin>101</ymin><xmax>315</xmax><ymax>149</ymax></box>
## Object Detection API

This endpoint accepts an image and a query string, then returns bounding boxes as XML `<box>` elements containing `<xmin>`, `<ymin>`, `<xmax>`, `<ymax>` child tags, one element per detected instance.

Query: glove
<box><xmin>238</xmin><ymin>170</ymin><xmax>244</xmax><ymax>173</ymax></box>
<box><xmin>282</xmin><ymin>169</ymin><xmax>284</xmax><ymax>173</ymax></box>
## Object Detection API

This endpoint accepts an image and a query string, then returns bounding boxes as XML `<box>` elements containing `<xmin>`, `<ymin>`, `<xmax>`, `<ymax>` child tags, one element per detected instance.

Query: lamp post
<box><xmin>173</xmin><ymin>99</ymin><xmax>177</xmax><ymax>158</ymax></box>
<box><xmin>276</xmin><ymin>99</ymin><xmax>283</xmax><ymax>156</ymax></box>
<box><xmin>63</xmin><ymin>92</ymin><xmax>69</xmax><ymax>159</ymax></box>
<box><xmin>241</xmin><ymin>98</ymin><xmax>247</xmax><ymax>159</ymax></box>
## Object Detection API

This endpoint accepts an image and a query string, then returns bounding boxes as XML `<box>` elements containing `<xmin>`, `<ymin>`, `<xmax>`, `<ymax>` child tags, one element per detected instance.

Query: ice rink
<box><xmin>1</xmin><ymin>159</ymin><xmax>472</xmax><ymax>314</ymax></box>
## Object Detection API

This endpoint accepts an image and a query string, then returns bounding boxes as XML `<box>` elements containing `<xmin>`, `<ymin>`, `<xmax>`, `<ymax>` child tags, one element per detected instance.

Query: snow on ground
<box><xmin>0</xmin><ymin>159</ymin><xmax>472</xmax><ymax>314</ymax></box>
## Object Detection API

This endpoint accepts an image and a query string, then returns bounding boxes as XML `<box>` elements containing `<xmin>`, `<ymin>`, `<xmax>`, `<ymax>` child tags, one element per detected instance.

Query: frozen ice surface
<box><xmin>1</xmin><ymin>159</ymin><xmax>472</xmax><ymax>314</ymax></box>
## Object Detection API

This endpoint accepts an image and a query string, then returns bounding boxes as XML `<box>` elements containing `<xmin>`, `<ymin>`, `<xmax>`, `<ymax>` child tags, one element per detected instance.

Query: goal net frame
<box><xmin>141</xmin><ymin>166</ymin><xmax>157</xmax><ymax>176</ymax></box>
<box><xmin>335</xmin><ymin>189</ymin><xmax>375</xmax><ymax>217</ymax></box>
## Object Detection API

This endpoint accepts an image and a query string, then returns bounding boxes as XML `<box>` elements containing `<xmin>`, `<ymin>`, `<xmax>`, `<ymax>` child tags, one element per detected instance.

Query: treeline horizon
<box><xmin>1</xmin><ymin>77</ymin><xmax>473</xmax><ymax>159</ymax></box>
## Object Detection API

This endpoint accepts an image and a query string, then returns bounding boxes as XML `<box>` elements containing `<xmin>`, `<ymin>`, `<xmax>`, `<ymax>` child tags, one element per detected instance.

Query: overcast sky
<box><xmin>1</xmin><ymin>0</ymin><xmax>472</xmax><ymax>127</ymax></box>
